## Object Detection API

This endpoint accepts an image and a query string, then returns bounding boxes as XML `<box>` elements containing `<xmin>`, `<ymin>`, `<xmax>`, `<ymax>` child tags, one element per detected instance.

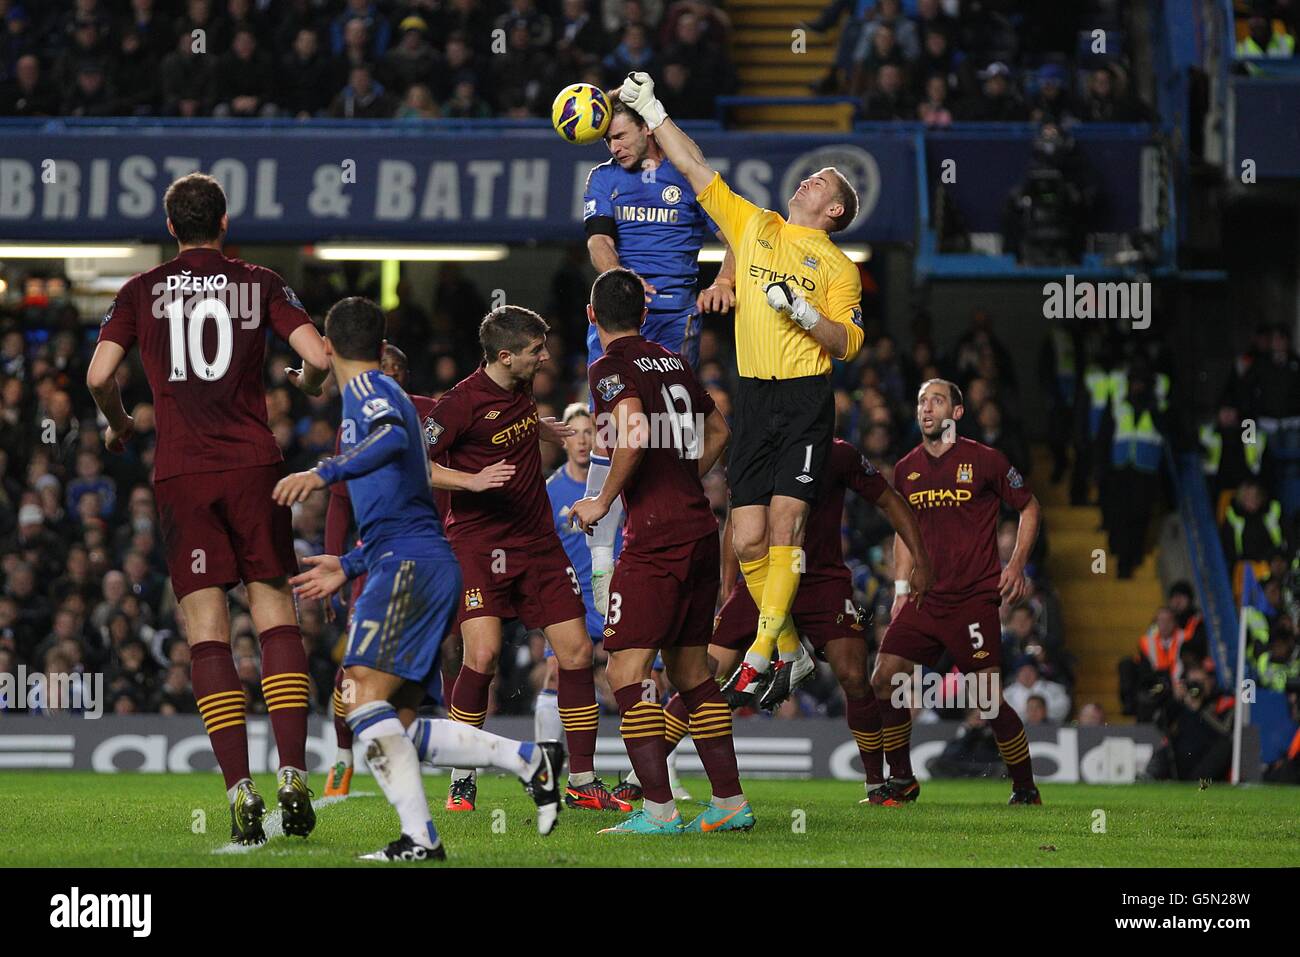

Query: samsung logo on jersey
<box><xmin>631</xmin><ymin>355</ymin><xmax>684</xmax><ymax>374</ymax></box>
<box><xmin>616</xmin><ymin>206</ymin><xmax>680</xmax><ymax>224</ymax></box>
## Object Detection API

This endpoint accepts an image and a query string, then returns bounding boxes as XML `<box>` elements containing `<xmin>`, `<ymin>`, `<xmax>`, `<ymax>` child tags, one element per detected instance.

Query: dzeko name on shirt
<box><xmin>148</xmin><ymin>279</ymin><xmax>262</xmax><ymax>329</ymax></box>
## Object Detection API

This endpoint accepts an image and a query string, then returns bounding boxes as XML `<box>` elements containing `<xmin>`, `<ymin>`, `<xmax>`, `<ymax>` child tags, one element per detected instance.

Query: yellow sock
<box><xmin>739</xmin><ymin>555</ymin><xmax>777</xmax><ymax>662</ymax></box>
<box><xmin>760</xmin><ymin>546</ymin><xmax>803</xmax><ymax>659</ymax></box>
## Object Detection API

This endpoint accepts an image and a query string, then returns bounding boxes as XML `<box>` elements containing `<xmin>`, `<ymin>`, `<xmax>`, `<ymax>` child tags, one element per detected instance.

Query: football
<box><xmin>551</xmin><ymin>83</ymin><xmax>612</xmax><ymax>145</ymax></box>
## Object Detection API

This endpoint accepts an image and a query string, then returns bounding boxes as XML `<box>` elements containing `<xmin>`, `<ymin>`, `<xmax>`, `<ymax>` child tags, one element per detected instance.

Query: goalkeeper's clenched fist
<box><xmin>619</xmin><ymin>71</ymin><xmax>667</xmax><ymax>130</ymax></box>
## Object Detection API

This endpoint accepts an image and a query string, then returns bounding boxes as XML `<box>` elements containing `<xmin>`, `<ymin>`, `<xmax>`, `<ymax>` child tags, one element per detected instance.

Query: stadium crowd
<box><xmin>0</xmin><ymin>0</ymin><xmax>736</xmax><ymax>122</ymax></box>
<box><xmin>801</xmin><ymin>0</ymin><xmax>1156</xmax><ymax>124</ymax></box>
<box><xmin>0</xmin><ymin>255</ymin><xmax>1088</xmax><ymax>729</ymax></box>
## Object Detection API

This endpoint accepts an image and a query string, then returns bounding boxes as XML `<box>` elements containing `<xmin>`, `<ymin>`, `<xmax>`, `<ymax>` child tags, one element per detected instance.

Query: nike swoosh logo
<box><xmin>700</xmin><ymin>806</ymin><xmax>746</xmax><ymax>832</ymax></box>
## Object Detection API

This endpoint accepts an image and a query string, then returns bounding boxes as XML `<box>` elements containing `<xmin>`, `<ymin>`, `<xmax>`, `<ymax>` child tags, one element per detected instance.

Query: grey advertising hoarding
<box><xmin>2</xmin><ymin>715</ymin><xmax>1246</xmax><ymax>783</ymax></box>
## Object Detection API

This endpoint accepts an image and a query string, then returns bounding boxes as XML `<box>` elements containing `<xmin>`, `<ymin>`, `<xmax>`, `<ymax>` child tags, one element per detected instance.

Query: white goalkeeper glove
<box><xmin>766</xmin><ymin>281</ymin><xmax>822</xmax><ymax>331</ymax></box>
<box><xmin>620</xmin><ymin>71</ymin><xmax>667</xmax><ymax>130</ymax></box>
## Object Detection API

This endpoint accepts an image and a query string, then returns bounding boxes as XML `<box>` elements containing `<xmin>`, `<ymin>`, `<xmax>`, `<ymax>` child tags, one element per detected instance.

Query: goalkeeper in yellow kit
<box><xmin>617</xmin><ymin>73</ymin><xmax>888</xmax><ymax>703</ymax></box>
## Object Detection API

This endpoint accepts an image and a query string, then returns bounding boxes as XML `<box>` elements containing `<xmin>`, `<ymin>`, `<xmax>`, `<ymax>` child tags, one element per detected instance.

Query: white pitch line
<box><xmin>212</xmin><ymin>791</ymin><xmax>378</xmax><ymax>855</ymax></box>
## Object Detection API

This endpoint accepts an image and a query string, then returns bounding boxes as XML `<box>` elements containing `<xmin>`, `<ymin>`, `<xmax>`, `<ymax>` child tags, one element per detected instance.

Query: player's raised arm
<box><xmin>619</xmin><ymin>72</ymin><xmax>715</xmax><ymax>196</ymax></box>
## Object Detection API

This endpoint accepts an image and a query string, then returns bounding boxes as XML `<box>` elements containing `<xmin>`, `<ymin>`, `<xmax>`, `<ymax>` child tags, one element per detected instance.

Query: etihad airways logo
<box><xmin>908</xmin><ymin>488</ymin><xmax>972</xmax><ymax>507</ymax></box>
<box><xmin>748</xmin><ymin>264</ymin><xmax>815</xmax><ymax>291</ymax></box>
<box><xmin>490</xmin><ymin>412</ymin><xmax>538</xmax><ymax>446</ymax></box>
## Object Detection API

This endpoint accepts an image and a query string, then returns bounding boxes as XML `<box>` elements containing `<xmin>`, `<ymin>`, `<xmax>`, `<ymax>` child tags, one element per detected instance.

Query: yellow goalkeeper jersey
<box><xmin>697</xmin><ymin>171</ymin><xmax>864</xmax><ymax>379</ymax></box>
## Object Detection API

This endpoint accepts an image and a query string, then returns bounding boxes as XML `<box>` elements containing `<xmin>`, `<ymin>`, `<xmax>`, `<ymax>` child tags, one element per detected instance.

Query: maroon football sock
<box><xmin>331</xmin><ymin>666</ymin><xmax>353</xmax><ymax>752</ymax></box>
<box><xmin>614</xmin><ymin>684</ymin><xmax>671</xmax><ymax>804</ymax></box>
<box><xmin>259</xmin><ymin>625</ymin><xmax>311</xmax><ymax>772</ymax></box>
<box><xmin>663</xmin><ymin>693</ymin><xmax>690</xmax><ymax>753</ymax></box>
<box><xmin>680</xmin><ymin>678</ymin><xmax>741</xmax><ymax>799</ymax></box>
<box><xmin>988</xmin><ymin>700</ymin><xmax>1035</xmax><ymax>790</ymax></box>
<box><xmin>449</xmin><ymin>664</ymin><xmax>492</xmax><ymax>729</ymax></box>
<box><xmin>846</xmin><ymin>694</ymin><xmax>884</xmax><ymax>785</ymax></box>
<box><xmin>558</xmin><ymin>666</ymin><xmax>599</xmax><ymax>775</ymax></box>
<box><xmin>876</xmin><ymin>692</ymin><xmax>914</xmax><ymax>779</ymax></box>
<box><xmin>191</xmin><ymin>640</ymin><xmax>250</xmax><ymax>790</ymax></box>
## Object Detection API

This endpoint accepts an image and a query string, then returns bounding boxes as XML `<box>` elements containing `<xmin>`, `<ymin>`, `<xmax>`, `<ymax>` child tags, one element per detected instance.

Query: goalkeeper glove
<box><xmin>766</xmin><ymin>281</ymin><xmax>822</xmax><ymax>330</ymax></box>
<box><xmin>620</xmin><ymin>71</ymin><xmax>667</xmax><ymax>130</ymax></box>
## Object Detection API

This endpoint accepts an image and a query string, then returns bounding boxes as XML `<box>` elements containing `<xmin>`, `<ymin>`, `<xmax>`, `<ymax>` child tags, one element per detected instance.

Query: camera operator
<box><xmin>1144</xmin><ymin>664</ymin><xmax>1236</xmax><ymax>782</ymax></box>
<box><xmin>1003</xmin><ymin>123</ymin><xmax>1096</xmax><ymax>266</ymax></box>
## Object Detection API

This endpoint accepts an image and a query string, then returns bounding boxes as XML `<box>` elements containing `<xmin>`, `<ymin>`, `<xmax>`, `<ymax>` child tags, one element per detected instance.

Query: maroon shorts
<box><xmin>712</xmin><ymin>573</ymin><xmax>866</xmax><ymax>652</ymax></box>
<box><xmin>451</xmin><ymin>532</ymin><xmax>585</xmax><ymax>631</ymax></box>
<box><xmin>603</xmin><ymin>533</ymin><xmax>720</xmax><ymax>652</ymax></box>
<box><xmin>155</xmin><ymin>463</ymin><xmax>298</xmax><ymax>601</ymax></box>
<box><xmin>879</xmin><ymin>592</ymin><xmax>1002</xmax><ymax>672</ymax></box>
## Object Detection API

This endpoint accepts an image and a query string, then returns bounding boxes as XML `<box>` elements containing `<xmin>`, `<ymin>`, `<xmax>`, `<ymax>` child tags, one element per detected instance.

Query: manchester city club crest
<box><xmin>597</xmin><ymin>374</ymin><xmax>625</xmax><ymax>401</ymax></box>
<box><xmin>661</xmin><ymin>185</ymin><xmax>681</xmax><ymax>204</ymax></box>
<box><xmin>956</xmin><ymin>463</ymin><xmax>973</xmax><ymax>484</ymax></box>
<box><xmin>803</xmin><ymin>255</ymin><xmax>818</xmax><ymax>269</ymax></box>
<box><xmin>464</xmin><ymin>588</ymin><xmax>484</xmax><ymax>610</ymax></box>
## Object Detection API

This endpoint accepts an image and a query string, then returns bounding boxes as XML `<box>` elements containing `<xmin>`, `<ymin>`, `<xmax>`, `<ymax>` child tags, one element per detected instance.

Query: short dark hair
<box><xmin>919</xmin><ymin>377</ymin><xmax>963</xmax><ymax>407</ymax></box>
<box><xmin>608</xmin><ymin>95</ymin><xmax>645</xmax><ymax>129</ymax></box>
<box><xmin>324</xmin><ymin>297</ymin><xmax>386</xmax><ymax>361</ymax></box>
<box><xmin>590</xmin><ymin>268</ymin><xmax>645</xmax><ymax>333</ymax></box>
<box><xmin>826</xmin><ymin>168</ymin><xmax>858</xmax><ymax>233</ymax></box>
<box><xmin>164</xmin><ymin>173</ymin><xmax>226</xmax><ymax>245</ymax></box>
<box><xmin>479</xmin><ymin>305</ymin><xmax>549</xmax><ymax>362</ymax></box>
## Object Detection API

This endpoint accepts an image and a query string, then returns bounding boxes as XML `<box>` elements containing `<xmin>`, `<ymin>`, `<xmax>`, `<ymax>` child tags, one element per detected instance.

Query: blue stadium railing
<box><xmin>1165</xmin><ymin>446</ymin><xmax>1239</xmax><ymax>678</ymax></box>
<box><xmin>1167</xmin><ymin>444</ymin><xmax>1300</xmax><ymax>766</ymax></box>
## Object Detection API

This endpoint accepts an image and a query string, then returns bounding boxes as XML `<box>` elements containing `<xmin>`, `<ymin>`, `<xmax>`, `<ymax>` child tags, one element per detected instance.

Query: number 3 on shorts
<box><xmin>607</xmin><ymin>592</ymin><xmax>622</xmax><ymax>625</ymax></box>
<box><xmin>968</xmin><ymin>622</ymin><xmax>984</xmax><ymax>649</ymax></box>
<box><xmin>565</xmin><ymin>566</ymin><xmax>581</xmax><ymax>596</ymax></box>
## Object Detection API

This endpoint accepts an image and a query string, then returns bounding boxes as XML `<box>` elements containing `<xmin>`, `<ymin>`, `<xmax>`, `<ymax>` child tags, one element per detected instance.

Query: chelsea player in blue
<box><xmin>538</xmin><ymin>403</ymin><xmax>621</xmax><ymax>742</ymax></box>
<box><xmin>581</xmin><ymin>94</ymin><xmax>736</xmax><ymax>621</ymax></box>
<box><xmin>275</xmin><ymin>297</ymin><xmax>562</xmax><ymax>863</ymax></box>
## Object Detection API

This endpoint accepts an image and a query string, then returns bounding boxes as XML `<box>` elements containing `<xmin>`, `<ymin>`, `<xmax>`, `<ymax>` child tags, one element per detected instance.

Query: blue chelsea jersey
<box><xmin>546</xmin><ymin>464</ymin><xmax>622</xmax><ymax>638</ymax></box>
<box><xmin>583</xmin><ymin>157</ymin><xmax>718</xmax><ymax>300</ymax></box>
<box><xmin>336</xmin><ymin>369</ymin><xmax>455</xmax><ymax>571</ymax></box>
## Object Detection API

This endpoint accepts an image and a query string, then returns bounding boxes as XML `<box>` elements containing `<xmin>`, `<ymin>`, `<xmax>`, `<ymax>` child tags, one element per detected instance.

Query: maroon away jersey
<box><xmin>804</xmin><ymin>438</ymin><xmax>888</xmax><ymax>582</ymax></box>
<box><xmin>97</xmin><ymin>247</ymin><xmax>311</xmax><ymax>483</ymax></box>
<box><xmin>590</xmin><ymin>335</ymin><xmax>717</xmax><ymax>551</ymax></box>
<box><xmin>893</xmin><ymin>437</ymin><xmax>1031</xmax><ymax>601</ymax></box>
<box><xmin>426</xmin><ymin>367</ymin><xmax>551</xmax><ymax>547</ymax></box>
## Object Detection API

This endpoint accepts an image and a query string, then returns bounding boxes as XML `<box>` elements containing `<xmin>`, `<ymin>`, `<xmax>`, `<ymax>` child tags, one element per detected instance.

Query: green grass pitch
<box><xmin>2</xmin><ymin>772</ymin><xmax>1296</xmax><ymax>867</ymax></box>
